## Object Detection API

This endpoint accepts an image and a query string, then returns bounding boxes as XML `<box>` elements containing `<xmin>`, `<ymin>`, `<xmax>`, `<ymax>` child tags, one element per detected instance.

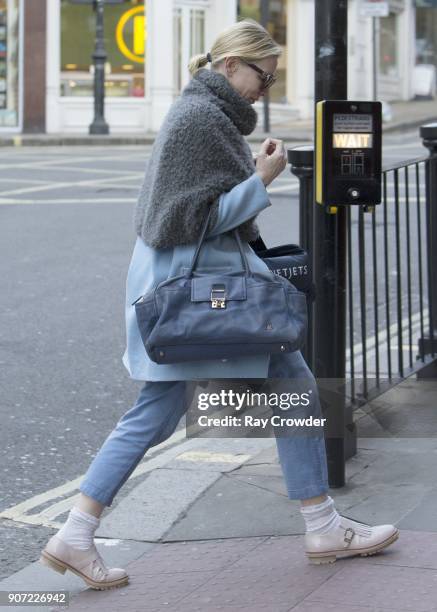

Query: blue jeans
<box><xmin>80</xmin><ymin>351</ymin><xmax>329</xmax><ymax>506</ymax></box>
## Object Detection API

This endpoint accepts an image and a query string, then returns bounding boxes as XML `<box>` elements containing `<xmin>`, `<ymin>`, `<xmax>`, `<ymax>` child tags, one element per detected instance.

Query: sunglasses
<box><xmin>240</xmin><ymin>59</ymin><xmax>277</xmax><ymax>90</ymax></box>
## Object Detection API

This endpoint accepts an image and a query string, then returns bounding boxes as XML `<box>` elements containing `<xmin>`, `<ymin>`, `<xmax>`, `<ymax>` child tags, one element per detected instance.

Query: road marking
<box><xmin>0</xmin><ymin>432</ymin><xmax>258</xmax><ymax>530</ymax></box>
<box><xmin>383</xmin><ymin>142</ymin><xmax>424</xmax><ymax>151</ymax></box>
<box><xmin>12</xmin><ymin>164</ymin><xmax>145</xmax><ymax>176</ymax></box>
<box><xmin>346</xmin><ymin>309</ymin><xmax>428</xmax><ymax>359</ymax></box>
<box><xmin>0</xmin><ymin>177</ymin><xmax>54</xmax><ymax>185</ymax></box>
<box><xmin>267</xmin><ymin>183</ymin><xmax>299</xmax><ymax>194</ymax></box>
<box><xmin>346</xmin><ymin>310</ymin><xmax>430</xmax><ymax>378</ymax></box>
<box><xmin>0</xmin><ymin>153</ymin><xmax>149</xmax><ymax>171</ymax></box>
<box><xmin>0</xmin><ymin>178</ymin><xmax>299</xmax><ymax>203</ymax></box>
<box><xmin>0</xmin><ymin>172</ymin><xmax>142</xmax><ymax>197</ymax></box>
<box><xmin>0</xmin><ymin>429</ymin><xmax>189</xmax><ymax>528</ymax></box>
<box><xmin>0</xmin><ymin>197</ymin><xmax>137</xmax><ymax>205</ymax></box>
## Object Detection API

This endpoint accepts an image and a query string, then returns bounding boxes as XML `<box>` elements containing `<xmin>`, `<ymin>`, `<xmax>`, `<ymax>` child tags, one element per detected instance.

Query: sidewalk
<box><xmin>3</xmin><ymin>99</ymin><xmax>436</xmax><ymax>148</ymax></box>
<box><xmin>2</xmin><ymin>372</ymin><xmax>437</xmax><ymax>611</ymax></box>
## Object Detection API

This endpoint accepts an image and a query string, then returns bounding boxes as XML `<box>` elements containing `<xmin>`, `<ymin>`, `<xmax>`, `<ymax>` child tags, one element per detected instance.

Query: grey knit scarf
<box><xmin>134</xmin><ymin>68</ymin><xmax>261</xmax><ymax>248</ymax></box>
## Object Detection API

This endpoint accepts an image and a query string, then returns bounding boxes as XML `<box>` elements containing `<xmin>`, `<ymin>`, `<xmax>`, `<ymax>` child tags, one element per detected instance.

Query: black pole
<box><xmin>419</xmin><ymin>123</ymin><xmax>437</xmax><ymax>356</ymax></box>
<box><xmin>372</xmin><ymin>17</ymin><xmax>378</xmax><ymax>101</ymax></box>
<box><xmin>260</xmin><ymin>0</ymin><xmax>270</xmax><ymax>133</ymax></box>
<box><xmin>289</xmin><ymin>146</ymin><xmax>315</xmax><ymax>369</ymax></box>
<box><xmin>314</xmin><ymin>0</ymin><xmax>349</xmax><ymax>487</ymax></box>
<box><xmin>89</xmin><ymin>0</ymin><xmax>109</xmax><ymax>135</ymax></box>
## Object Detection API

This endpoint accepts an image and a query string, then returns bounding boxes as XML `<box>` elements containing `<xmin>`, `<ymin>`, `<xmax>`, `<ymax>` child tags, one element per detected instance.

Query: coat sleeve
<box><xmin>206</xmin><ymin>173</ymin><xmax>271</xmax><ymax>238</ymax></box>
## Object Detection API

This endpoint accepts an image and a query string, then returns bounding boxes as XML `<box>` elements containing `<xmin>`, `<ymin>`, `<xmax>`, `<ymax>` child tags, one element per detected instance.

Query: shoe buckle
<box><xmin>344</xmin><ymin>527</ymin><xmax>355</xmax><ymax>544</ymax></box>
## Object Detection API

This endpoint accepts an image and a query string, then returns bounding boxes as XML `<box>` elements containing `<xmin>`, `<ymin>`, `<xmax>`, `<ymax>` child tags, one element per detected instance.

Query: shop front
<box><xmin>47</xmin><ymin>0</ymin><xmax>148</xmax><ymax>133</ymax></box>
<box><xmin>376</xmin><ymin>0</ymin><xmax>415</xmax><ymax>101</ymax></box>
<box><xmin>0</xmin><ymin>0</ymin><xmax>22</xmax><ymax>131</ymax></box>
<box><xmin>416</xmin><ymin>1</ymin><xmax>437</xmax><ymax>72</ymax></box>
<box><xmin>46</xmin><ymin>0</ymin><xmax>236</xmax><ymax>134</ymax></box>
<box><xmin>286</xmin><ymin>0</ymin><xmax>415</xmax><ymax>119</ymax></box>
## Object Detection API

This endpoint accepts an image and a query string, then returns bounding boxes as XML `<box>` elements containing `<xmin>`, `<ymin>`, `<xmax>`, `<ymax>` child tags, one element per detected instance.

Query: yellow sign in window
<box><xmin>116</xmin><ymin>6</ymin><xmax>146</xmax><ymax>64</ymax></box>
<box><xmin>333</xmin><ymin>133</ymin><xmax>373</xmax><ymax>148</ymax></box>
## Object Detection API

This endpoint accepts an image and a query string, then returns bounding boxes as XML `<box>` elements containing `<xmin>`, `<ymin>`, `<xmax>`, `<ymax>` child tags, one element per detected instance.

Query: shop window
<box><xmin>173</xmin><ymin>6</ymin><xmax>205</xmax><ymax>95</ymax></box>
<box><xmin>61</xmin><ymin>0</ymin><xmax>145</xmax><ymax>98</ymax></box>
<box><xmin>237</xmin><ymin>0</ymin><xmax>287</xmax><ymax>104</ymax></box>
<box><xmin>0</xmin><ymin>0</ymin><xmax>20</xmax><ymax>127</ymax></box>
<box><xmin>190</xmin><ymin>9</ymin><xmax>205</xmax><ymax>57</ymax></box>
<box><xmin>379</xmin><ymin>13</ymin><xmax>398</xmax><ymax>77</ymax></box>
<box><xmin>416</xmin><ymin>6</ymin><xmax>437</xmax><ymax>65</ymax></box>
<box><xmin>238</xmin><ymin>0</ymin><xmax>260</xmax><ymax>22</ymax></box>
<box><xmin>173</xmin><ymin>8</ymin><xmax>182</xmax><ymax>94</ymax></box>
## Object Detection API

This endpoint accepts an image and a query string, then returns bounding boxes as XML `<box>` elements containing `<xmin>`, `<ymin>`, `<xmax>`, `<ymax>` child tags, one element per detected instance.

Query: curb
<box><xmin>383</xmin><ymin>115</ymin><xmax>437</xmax><ymax>135</ymax></box>
<box><xmin>0</xmin><ymin>135</ymin><xmax>158</xmax><ymax>147</ymax></box>
<box><xmin>0</xmin><ymin>116</ymin><xmax>435</xmax><ymax>147</ymax></box>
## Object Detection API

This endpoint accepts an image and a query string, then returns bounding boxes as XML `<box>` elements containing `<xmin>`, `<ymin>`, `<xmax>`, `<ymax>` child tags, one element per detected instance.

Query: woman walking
<box><xmin>40</xmin><ymin>19</ymin><xmax>398</xmax><ymax>590</ymax></box>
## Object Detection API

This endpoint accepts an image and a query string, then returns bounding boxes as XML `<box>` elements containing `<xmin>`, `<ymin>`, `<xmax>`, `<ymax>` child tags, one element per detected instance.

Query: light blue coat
<box><xmin>122</xmin><ymin>173</ymin><xmax>275</xmax><ymax>381</ymax></box>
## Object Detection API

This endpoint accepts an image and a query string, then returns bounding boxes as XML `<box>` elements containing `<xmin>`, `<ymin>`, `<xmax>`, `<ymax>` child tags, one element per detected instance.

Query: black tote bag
<box><xmin>249</xmin><ymin>236</ymin><xmax>316</xmax><ymax>303</ymax></box>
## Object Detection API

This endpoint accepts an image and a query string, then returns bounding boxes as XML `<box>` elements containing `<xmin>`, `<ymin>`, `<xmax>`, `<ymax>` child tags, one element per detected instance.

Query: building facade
<box><xmin>0</xmin><ymin>0</ymin><xmax>23</xmax><ymax>132</ymax></box>
<box><xmin>46</xmin><ymin>0</ymin><xmax>236</xmax><ymax>133</ymax></box>
<box><xmin>285</xmin><ymin>0</ymin><xmax>417</xmax><ymax>119</ymax></box>
<box><xmin>1</xmin><ymin>0</ymin><xmax>435</xmax><ymax>134</ymax></box>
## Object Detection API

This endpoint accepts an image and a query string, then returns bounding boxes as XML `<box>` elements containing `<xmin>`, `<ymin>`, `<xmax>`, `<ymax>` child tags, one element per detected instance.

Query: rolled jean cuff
<box><xmin>79</xmin><ymin>481</ymin><xmax>115</xmax><ymax>507</ymax></box>
<box><xmin>286</xmin><ymin>483</ymin><xmax>329</xmax><ymax>500</ymax></box>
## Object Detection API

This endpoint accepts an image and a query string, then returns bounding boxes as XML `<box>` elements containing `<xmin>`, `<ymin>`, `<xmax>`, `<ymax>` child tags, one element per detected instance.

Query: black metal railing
<box><xmin>345</xmin><ymin>155</ymin><xmax>433</xmax><ymax>407</ymax></box>
<box><xmin>289</xmin><ymin>124</ymin><xmax>437</xmax><ymax>477</ymax></box>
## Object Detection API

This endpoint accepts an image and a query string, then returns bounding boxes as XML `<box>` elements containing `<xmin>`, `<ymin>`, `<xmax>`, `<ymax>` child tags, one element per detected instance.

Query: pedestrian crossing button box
<box><xmin>316</xmin><ymin>100</ymin><xmax>382</xmax><ymax>207</ymax></box>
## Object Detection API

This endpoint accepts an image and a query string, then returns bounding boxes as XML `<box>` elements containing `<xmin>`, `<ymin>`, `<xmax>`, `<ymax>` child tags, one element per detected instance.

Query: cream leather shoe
<box><xmin>40</xmin><ymin>535</ymin><xmax>129</xmax><ymax>590</ymax></box>
<box><xmin>305</xmin><ymin>516</ymin><xmax>399</xmax><ymax>564</ymax></box>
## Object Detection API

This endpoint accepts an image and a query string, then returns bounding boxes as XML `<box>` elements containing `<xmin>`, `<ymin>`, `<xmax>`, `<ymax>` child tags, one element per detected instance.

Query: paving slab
<box><xmin>168</xmin><ymin>604</ymin><xmax>293</xmax><ymax>612</ymax></box>
<box><xmin>230</xmin><ymin>534</ymin><xmax>308</xmax><ymax>569</ymax></box>
<box><xmin>96</xmin><ymin>468</ymin><xmax>221</xmax><ymax>541</ymax></box>
<box><xmin>335</xmin><ymin>482</ymin><xmax>431</xmax><ymax>527</ymax></box>
<box><xmin>346</xmin><ymin>451</ymin><xmax>437</xmax><ymax>488</ymax></box>
<box><xmin>8</xmin><ymin>371</ymin><xmax>437</xmax><ymax>611</ymax></box>
<box><xmin>175</xmin><ymin>561</ymin><xmax>339</xmax><ymax>609</ymax></box>
<box><xmin>344</xmin><ymin>448</ymin><xmax>383</xmax><ymax>480</ymax></box>
<box><xmin>241</xmin><ymin>444</ymin><xmax>280</xmax><ymax>465</ymax></box>
<box><xmin>47</xmin><ymin>533</ymin><xmax>411</xmax><ymax>612</ymax></box>
<box><xmin>229</xmin><ymin>467</ymin><xmax>289</xmax><ymax>497</ymax></box>
<box><xmin>350</xmin><ymin>530</ymin><xmax>437</xmax><ymax>570</ymax></box>
<box><xmin>302</xmin><ymin>563</ymin><xmax>437</xmax><ymax>611</ymax></box>
<box><xmin>396</xmin><ymin>489</ymin><xmax>437</xmax><ymax>531</ymax></box>
<box><xmin>164</xmin><ymin>475</ymin><xmax>304</xmax><ymax>541</ymax></box>
<box><xmin>57</xmin><ymin>568</ymin><xmax>218</xmax><ymax>612</ymax></box>
<box><xmin>0</xmin><ymin>539</ymin><xmax>153</xmax><ymax>612</ymax></box>
<box><xmin>291</xmin><ymin>603</ymin><xmax>398</xmax><ymax>611</ymax></box>
<box><xmin>355</xmin><ymin>397</ymin><xmax>437</xmax><ymax>439</ymax></box>
<box><xmin>125</xmin><ymin>536</ymin><xmax>266</xmax><ymax>574</ymax></box>
<box><xmin>357</xmin><ymin>437</ymin><xmax>437</xmax><ymax>451</ymax></box>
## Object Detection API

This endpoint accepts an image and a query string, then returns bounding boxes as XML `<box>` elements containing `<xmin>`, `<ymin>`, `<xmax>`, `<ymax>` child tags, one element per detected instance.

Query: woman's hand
<box><xmin>255</xmin><ymin>138</ymin><xmax>287</xmax><ymax>187</ymax></box>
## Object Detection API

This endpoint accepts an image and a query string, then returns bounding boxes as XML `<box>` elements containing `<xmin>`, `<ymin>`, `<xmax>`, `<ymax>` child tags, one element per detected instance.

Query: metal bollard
<box><xmin>288</xmin><ymin>146</ymin><xmax>315</xmax><ymax>370</ymax></box>
<box><xmin>419</xmin><ymin>123</ymin><xmax>437</xmax><ymax>358</ymax></box>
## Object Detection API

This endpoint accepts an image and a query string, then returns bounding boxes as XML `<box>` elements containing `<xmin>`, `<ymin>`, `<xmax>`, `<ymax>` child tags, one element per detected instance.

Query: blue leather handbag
<box><xmin>132</xmin><ymin>208</ymin><xmax>308</xmax><ymax>365</ymax></box>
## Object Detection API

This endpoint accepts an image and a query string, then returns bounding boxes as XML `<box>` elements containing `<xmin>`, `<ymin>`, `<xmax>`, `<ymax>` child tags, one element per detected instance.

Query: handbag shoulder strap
<box><xmin>186</xmin><ymin>206</ymin><xmax>251</xmax><ymax>277</ymax></box>
<box><xmin>249</xmin><ymin>235</ymin><xmax>268</xmax><ymax>253</ymax></box>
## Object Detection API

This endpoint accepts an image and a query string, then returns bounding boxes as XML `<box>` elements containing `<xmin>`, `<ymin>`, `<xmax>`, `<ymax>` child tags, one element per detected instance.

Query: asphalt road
<box><xmin>0</xmin><ymin>129</ymin><xmax>428</xmax><ymax>579</ymax></box>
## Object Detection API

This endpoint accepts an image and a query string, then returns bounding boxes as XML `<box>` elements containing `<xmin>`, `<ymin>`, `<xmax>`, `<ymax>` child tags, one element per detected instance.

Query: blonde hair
<box><xmin>188</xmin><ymin>19</ymin><xmax>282</xmax><ymax>76</ymax></box>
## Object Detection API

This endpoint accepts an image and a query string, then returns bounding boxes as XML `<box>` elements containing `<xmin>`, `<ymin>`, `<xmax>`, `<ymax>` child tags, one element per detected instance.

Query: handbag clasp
<box><xmin>211</xmin><ymin>284</ymin><xmax>226</xmax><ymax>309</ymax></box>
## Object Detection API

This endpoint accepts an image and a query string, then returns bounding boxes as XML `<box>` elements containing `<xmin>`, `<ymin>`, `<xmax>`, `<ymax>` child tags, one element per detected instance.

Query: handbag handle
<box><xmin>186</xmin><ymin>206</ymin><xmax>252</xmax><ymax>278</ymax></box>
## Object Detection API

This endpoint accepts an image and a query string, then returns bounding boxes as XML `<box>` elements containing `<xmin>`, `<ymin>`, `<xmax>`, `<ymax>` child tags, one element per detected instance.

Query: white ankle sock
<box><xmin>56</xmin><ymin>507</ymin><xmax>100</xmax><ymax>550</ymax></box>
<box><xmin>300</xmin><ymin>496</ymin><xmax>341</xmax><ymax>534</ymax></box>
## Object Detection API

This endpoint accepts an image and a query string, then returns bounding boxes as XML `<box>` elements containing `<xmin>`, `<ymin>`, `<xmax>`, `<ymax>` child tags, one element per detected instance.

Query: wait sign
<box><xmin>359</xmin><ymin>0</ymin><xmax>389</xmax><ymax>17</ymax></box>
